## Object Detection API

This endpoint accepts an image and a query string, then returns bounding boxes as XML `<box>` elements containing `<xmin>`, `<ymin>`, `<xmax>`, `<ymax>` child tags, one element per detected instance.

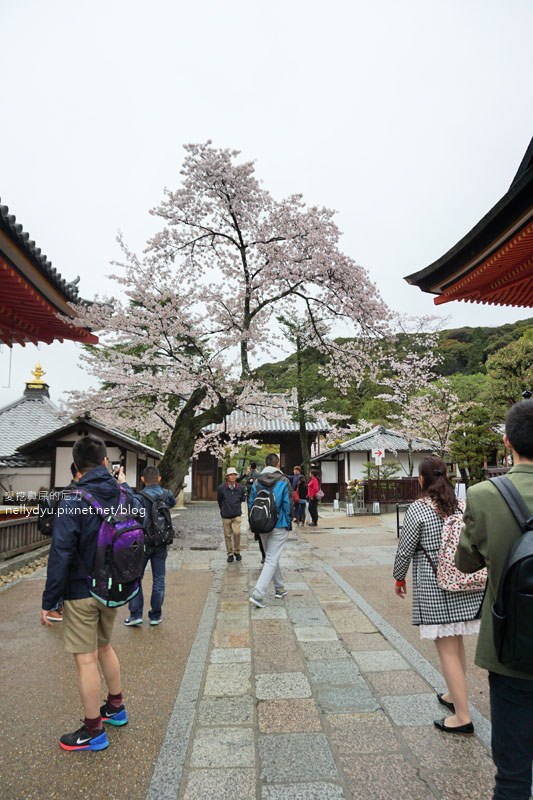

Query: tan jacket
<box><xmin>456</xmin><ymin>463</ymin><xmax>533</xmax><ymax>678</ymax></box>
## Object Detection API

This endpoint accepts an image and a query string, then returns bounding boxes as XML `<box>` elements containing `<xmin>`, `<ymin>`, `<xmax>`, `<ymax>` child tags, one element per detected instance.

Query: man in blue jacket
<box><xmin>249</xmin><ymin>453</ymin><xmax>292</xmax><ymax>608</ymax></box>
<box><xmin>40</xmin><ymin>435</ymin><xmax>136</xmax><ymax>751</ymax></box>
<box><xmin>124</xmin><ymin>465</ymin><xmax>176</xmax><ymax>627</ymax></box>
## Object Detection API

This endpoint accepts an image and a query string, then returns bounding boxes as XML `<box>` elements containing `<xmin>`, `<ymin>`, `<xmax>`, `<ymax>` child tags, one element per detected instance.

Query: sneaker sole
<box><xmin>124</xmin><ymin>620</ymin><xmax>143</xmax><ymax>626</ymax></box>
<box><xmin>60</xmin><ymin>733</ymin><xmax>109</xmax><ymax>751</ymax></box>
<box><xmin>102</xmin><ymin>713</ymin><xmax>128</xmax><ymax>727</ymax></box>
<box><xmin>150</xmin><ymin>620</ymin><xmax>162</xmax><ymax>626</ymax></box>
<box><xmin>275</xmin><ymin>593</ymin><xmax>288</xmax><ymax>599</ymax></box>
<box><xmin>249</xmin><ymin>596</ymin><xmax>266</xmax><ymax>608</ymax></box>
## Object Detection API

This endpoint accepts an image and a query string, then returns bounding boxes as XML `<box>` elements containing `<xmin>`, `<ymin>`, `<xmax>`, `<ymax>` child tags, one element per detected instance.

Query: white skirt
<box><xmin>419</xmin><ymin>620</ymin><xmax>481</xmax><ymax>640</ymax></box>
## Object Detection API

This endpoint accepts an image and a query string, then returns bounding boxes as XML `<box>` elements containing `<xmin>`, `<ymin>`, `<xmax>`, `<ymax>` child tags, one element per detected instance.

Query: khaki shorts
<box><xmin>63</xmin><ymin>597</ymin><xmax>117</xmax><ymax>654</ymax></box>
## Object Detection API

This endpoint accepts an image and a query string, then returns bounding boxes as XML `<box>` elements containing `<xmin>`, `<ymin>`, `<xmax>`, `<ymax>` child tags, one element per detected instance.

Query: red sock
<box><xmin>107</xmin><ymin>692</ymin><xmax>123</xmax><ymax>709</ymax></box>
<box><xmin>84</xmin><ymin>715</ymin><xmax>103</xmax><ymax>734</ymax></box>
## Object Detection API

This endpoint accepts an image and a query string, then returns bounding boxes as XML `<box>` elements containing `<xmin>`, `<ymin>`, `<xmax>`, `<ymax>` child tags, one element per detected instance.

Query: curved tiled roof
<box><xmin>0</xmin><ymin>199</ymin><xmax>80</xmax><ymax>302</ymax></box>
<box><xmin>0</xmin><ymin>393</ymin><xmax>68</xmax><ymax>459</ymax></box>
<box><xmin>315</xmin><ymin>425</ymin><xmax>437</xmax><ymax>459</ymax></box>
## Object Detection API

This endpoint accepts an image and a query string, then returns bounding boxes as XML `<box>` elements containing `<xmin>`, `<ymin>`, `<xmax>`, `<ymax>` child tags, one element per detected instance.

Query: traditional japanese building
<box><xmin>405</xmin><ymin>137</ymin><xmax>533</xmax><ymax>308</ymax></box>
<box><xmin>191</xmin><ymin>397</ymin><xmax>330</xmax><ymax>500</ymax></box>
<box><xmin>0</xmin><ymin>200</ymin><xmax>97</xmax><ymax>346</ymax></box>
<box><xmin>0</xmin><ymin>368</ymin><xmax>161</xmax><ymax>500</ymax></box>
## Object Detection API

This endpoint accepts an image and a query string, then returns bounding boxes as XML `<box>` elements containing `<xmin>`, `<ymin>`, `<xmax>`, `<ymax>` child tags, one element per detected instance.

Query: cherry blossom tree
<box><xmin>70</xmin><ymin>142</ymin><xmax>389</xmax><ymax>492</ymax></box>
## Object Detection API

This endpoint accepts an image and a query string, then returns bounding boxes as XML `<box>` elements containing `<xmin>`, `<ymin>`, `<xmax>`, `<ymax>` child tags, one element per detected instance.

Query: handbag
<box><xmin>316</xmin><ymin>489</ymin><xmax>324</xmax><ymax>500</ymax></box>
<box><xmin>292</xmin><ymin>489</ymin><xmax>300</xmax><ymax>503</ymax></box>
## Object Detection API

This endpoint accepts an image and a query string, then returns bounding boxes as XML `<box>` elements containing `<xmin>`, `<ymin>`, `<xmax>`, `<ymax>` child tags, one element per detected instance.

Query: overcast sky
<box><xmin>1</xmin><ymin>0</ymin><xmax>532</xmax><ymax>405</ymax></box>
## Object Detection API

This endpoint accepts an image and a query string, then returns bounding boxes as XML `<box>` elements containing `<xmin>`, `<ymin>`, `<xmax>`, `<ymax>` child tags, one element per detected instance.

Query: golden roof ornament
<box><xmin>31</xmin><ymin>363</ymin><xmax>46</xmax><ymax>384</ymax></box>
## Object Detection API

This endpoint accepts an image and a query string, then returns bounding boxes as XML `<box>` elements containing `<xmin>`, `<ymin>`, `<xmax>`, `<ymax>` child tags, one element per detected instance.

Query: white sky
<box><xmin>1</xmin><ymin>0</ymin><xmax>532</xmax><ymax>405</ymax></box>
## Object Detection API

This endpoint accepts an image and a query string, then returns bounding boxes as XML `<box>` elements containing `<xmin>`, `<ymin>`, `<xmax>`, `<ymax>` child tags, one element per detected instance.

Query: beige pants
<box><xmin>223</xmin><ymin>516</ymin><xmax>241</xmax><ymax>555</ymax></box>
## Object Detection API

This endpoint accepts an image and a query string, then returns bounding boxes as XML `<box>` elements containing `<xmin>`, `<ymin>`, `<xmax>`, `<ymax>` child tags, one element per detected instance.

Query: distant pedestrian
<box><xmin>217</xmin><ymin>467</ymin><xmax>246</xmax><ymax>562</ymax></box>
<box><xmin>307</xmin><ymin>469</ymin><xmax>321</xmax><ymax>526</ymax></box>
<box><xmin>249</xmin><ymin>453</ymin><xmax>291</xmax><ymax>608</ymax></box>
<box><xmin>124</xmin><ymin>466</ymin><xmax>176</xmax><ymax>627</ymax></box>
<box><xmin>393</xmin><ymin>456</ymin><xmax>484</xmax><ymax>735</ymax></box>
<box><xmin>291</xmin><ymin>466</ymin><xmax>307</xmax><ymax>526</ymax></box>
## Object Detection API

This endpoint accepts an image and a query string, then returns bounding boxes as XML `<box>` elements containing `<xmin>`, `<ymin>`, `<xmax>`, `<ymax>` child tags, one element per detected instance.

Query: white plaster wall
<box><xmin>320</xmin><ymin>461</ymin><xmax>337</xmax><ymax>483</ymax></box>
<box><xmin>0</xmin><ymin>467</ymin><xmax>51</xmax><ymax>495</ymax></box>
<box><xmin>55</xmin><ymin>447</ymin><xmax>74</xmax><ymax>486</ymax></box>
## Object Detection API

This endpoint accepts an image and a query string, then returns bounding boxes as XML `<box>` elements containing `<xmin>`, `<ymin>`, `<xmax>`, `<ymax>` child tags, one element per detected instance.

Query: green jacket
<box><xmin>456</xmin><ymin>463</ymin><xmax>533</xmax><ymax>678</ymax></box>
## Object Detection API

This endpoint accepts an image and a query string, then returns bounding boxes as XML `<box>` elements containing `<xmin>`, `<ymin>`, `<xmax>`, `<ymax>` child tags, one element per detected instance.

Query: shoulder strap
<box><xmin>74</xmin><ymin>488</ymin><xmax>106</xmax><ymax>517</ymax></box>
<box><xmin>489</xmin><ymin>476</ymin><xmax>533</xmax><ymax>533</ymax></box>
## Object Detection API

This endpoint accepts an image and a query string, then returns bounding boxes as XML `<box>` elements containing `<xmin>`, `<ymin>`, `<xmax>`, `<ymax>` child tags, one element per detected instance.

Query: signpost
<box><xmin>371</xmin><ymin>448</ymin><xmax>384</xmax><ymax>466</ymax></box>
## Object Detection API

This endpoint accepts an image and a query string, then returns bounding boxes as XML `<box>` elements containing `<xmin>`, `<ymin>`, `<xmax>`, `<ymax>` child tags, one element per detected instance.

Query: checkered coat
<box><xmin>393</xmin><ymin>500</ymin><xmax>484</xmax><ymax>626</ymax></box>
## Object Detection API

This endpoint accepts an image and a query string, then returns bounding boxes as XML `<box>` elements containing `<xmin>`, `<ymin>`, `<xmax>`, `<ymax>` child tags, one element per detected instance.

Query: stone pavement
<box><xmin>0</xmin><ymin>502</ymin><xmax>500</xmax><ymax>799</ymax></box>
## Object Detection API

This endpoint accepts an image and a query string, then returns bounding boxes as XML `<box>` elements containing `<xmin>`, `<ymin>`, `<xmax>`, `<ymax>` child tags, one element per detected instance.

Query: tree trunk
<box><xmin>158</xmin><ymin>388</ymin><xmax>232</xmax><ymax>494</ymax></box>
<box><xmin>296</xmin><ymin>334</ymin><xmax>311</xmax><ymax>476</ymax></box>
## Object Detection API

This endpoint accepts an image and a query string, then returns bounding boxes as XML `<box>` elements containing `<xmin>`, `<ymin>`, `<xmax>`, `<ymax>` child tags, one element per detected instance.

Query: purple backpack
<box><xmin>77</xmin><ymin>486</ymin><xmax>145</xmax><ymax>607</ymax></box>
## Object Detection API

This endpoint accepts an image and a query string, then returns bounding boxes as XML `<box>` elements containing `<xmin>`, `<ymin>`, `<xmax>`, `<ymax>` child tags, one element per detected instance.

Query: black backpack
<box><xmin>141</xmin><ymin>489</ymin><xmax>175</xmax><ymax>547</ymax></box>
<box><xmin>37</xmin><ymin>491</ymin><xmax>65</xmax><ymax>536</ymax></box>
<box><xmin>249</xmin><ymin>482</ymin><xmax>278</xmax><ymax>534</ymax></box>
<box><xmin>490</xmin><ymin>476</ymin><xmax>533</xmax><ymax>672</ymax></box>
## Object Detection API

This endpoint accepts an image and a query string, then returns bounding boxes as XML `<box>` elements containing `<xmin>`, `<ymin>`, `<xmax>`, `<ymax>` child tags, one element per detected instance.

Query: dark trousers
<box><xmin>129</xmin><ymin>546</ymin><xmax>168</xmax><ymax>621</ymax></box>
<box><xmin>489</xmin><ymin>671</ymin><xmax>533</xmax><ymax>800</ymax></box>
<box><xmin>308</xmin><ymin>498</ymin><xmax>318</xmax><ymax>524</ymax></box>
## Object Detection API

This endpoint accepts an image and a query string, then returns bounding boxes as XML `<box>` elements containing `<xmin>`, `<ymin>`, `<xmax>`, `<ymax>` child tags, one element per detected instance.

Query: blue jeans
<box><xmin>129</xmin><ymin>546</ymin><xmax>168</xmax><ymax>621</ymax></box>
<box><xmin>489</xmin><ymin>671</ymin><xmax>533</xmax><ymax>800</ymax></box>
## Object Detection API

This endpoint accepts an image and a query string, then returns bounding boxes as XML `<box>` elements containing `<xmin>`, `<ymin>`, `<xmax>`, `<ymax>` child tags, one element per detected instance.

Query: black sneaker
<box><xmin>59</xmin><ymin>723</ymin><xmax>108</xmax><ymax>751</ymax></box>
<box><xmin>227</xmin><ymin>555</ymin><xmax>234</xmax><ymax>562</ymax></box>
<box><xmin>235</xmin><ymin>554</ymin><xmax>242</xmax><ymax>561</ymax></box>
<box><xmin>100</xmin><ymin>702</ymin><xmax>128</xmax><ymax>726</ymax></box>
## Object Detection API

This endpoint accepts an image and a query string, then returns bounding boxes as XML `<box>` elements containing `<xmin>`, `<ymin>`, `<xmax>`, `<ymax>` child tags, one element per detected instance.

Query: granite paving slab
<box><xmin>219</xmin><ymin>600</ymin><xmax>250</xmax><ymax>611</ymax></box>
<box><xmin>197</xmin><ymin>695</ymin><xmax>255</xmax><ymax>726</ymax></box>
<box><xmin>401</xmin><ymin>725</ymin><xmax>496</xmax><ymax>771</ymax></box>
<box><xmin>295</xmin><ymin>626</ymin><xmax>339</xmax><ymax>642</ymax></box>
<box><xmin>250</xmin><ymin>606</ymin><xmax>288</xmax><ymax>620</ymax></box>
<box><xmin>315</xmin><ymin>682</ymin><xmax>379</xmax><ymax>713</ymax></box>
<box><xmin>262</xmin><ymin>784</ymin><xmax>345</xmax><ymax>800</ymax></box>
<box><xmin>328</xmin><ymin>711</ymin><xmax>401</xmax><ymax>756</ymax></box>
<box><xmin>341</xmin><ymin>754</ymin><xmax>434</xmax><ymax>800</ymax></box>
<box><xmin>307</xmin><ymin>658</ymin><xmax>361</xmax><ymax>685</ymax></box>
<box><xmin>251</xmin><ymin>619</ymin><xmax>292</xmax><ymax>635</ymax></box>
<box><xmin>258</xmin><ymin>699</ymin><xmax>322</xmax><ymax>733</ymax></box>
<box><xmin>258</xmin><ymin>733</ymin><xmax>339</xmax><ymax>783</ymax></box>
<box><xmin>213</xmin><ymin>630</ymin><xmax>250</xmax><ymax>648</ymax></box>
<box><xmin>203</xmin><ymin>663</ymin><xmax>251</xmax><ymax>696</ymax></box>
<box><xmin>183</xmin><ymin>768</ymin><xmax>256</xmax><ymax>800</ymax></box>
<box><xmin>367</xmin><ymin>670</ymin><xmax>432</xmax><ymax>696</ymax></box>
<box><xmin>253</xmin><ymin>633</ymin><xmax>297</xmax><ymax>657</ymax></box>
<box><xmin>351</xmin><ymin>650</ymin><xmax>410</xmax><ymax>672</ymax></box>
<box><xmin>299</xmin><ymin>640</ymin><xmax>351</xmax><ymax>661</ymax></box>
<box><xmin>284</xmin><ymin>582</ymin><xmax>310</xmax><ymax>591</ymax></box>
<box><xmin>340</xmin><ymin>632</ymin><xmax>392</xmax><ymax>651</ymax></box>
<box><xmin>216</xmin><ymin>610</ymin><xmax>250</xmax><ymax>622</ymax></box>
<box><xmin>327</xmin><ymin>610</ymin><xmax>377</xmax><ymax>634</ymax></box>
<box><xmin>189</xmin><ymin>728</ymin><xmax>255</xmax><ymax>768</ymax></box>
<box><xmin>287</xmin><ymin>606</ymin><xmax>330</xmax><ymax>626</ymax></box>
<box><xmin>210</xmin><ymin>647</ymin><xmax>251</xmax><ymax>664</ymax></box>
<box><xmin>254</xmin><ymin>646</ymin><xmax>306</xmax><ymax>674</ymax></box>
<box><xmin>255</xmin><ymin>671</ymin><xmax>312</xmax><ymax>700</ymax></box>
<box><xmin>380</xmin><ymin>693</ymin><xmax>444</xmax><ymax>726</ymax></box>
<box><xmin>427</xmin><ymin>768</ymin><xmax>495</xmax><ymax>800</ymax></box>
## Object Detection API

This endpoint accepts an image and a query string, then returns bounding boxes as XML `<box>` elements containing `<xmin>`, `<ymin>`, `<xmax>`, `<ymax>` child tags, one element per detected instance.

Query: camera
<box><xmin>112</xmin><ymin>462</ymin><xmax>121</xmax><ymax>477</ymax></box>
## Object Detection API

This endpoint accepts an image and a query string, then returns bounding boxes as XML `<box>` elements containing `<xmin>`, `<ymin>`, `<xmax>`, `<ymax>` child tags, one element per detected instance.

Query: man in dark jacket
<box><xmin>124</xmin><ymin>465</ymin><xmax>176</xmax><ymax>627</ymax></box>
<box><xmin>456</xmin><ymin>399</ymin><xmax>533</xmax><ymax>800</ymax></box>
<box><xmin>217</xmin><ymin>466</ymin><xmax>246</xmax><ymax>563</ymax></box>
<box><xmin>40</xmin><ymin>435</ymin><xmax>136</xmax><ymax>752</ymax></box>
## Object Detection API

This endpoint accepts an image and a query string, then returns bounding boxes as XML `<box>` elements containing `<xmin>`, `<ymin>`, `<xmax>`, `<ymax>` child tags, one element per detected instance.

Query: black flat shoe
<box><xmin>433</xmin><ymin>718</ymin><xmax>474</xmax><ymax>735</ymax></box>
<box><xmin>437</xmin><ymin>693</ymin><xmax>455</xmax><ymax>712</ymax></box>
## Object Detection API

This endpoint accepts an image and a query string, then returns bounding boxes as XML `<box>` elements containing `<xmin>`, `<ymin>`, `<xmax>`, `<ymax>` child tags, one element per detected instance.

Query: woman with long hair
<box><xmin>393</xmin><ymin>456</ymin><xmax>485</xmax><ymax>735</ymax></box>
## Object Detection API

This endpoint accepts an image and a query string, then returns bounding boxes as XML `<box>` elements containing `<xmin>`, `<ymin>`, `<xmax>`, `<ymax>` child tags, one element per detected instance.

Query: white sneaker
<box><xmin>249</xmin><ymin>594</ymin><xmax>266</xmax><ymax>608</ymax></box>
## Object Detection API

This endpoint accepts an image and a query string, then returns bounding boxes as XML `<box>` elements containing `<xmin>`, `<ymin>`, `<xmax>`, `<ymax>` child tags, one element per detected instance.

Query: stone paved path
<box><xmin>0</xmin><ymin>502</ymin><xmax>501</xmax><ymax>800</ymax></box>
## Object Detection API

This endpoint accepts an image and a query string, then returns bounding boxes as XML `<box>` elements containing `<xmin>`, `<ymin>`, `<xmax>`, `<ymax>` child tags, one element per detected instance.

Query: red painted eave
<box><xmin>434</xmin><ymin>223</ymin><xmax>533</xmax><ymax>308</ymax></box>
<box><xmin>0</xmin><ymin>258</ymin><xmax>98</xmax><ymax>346</ymax></box>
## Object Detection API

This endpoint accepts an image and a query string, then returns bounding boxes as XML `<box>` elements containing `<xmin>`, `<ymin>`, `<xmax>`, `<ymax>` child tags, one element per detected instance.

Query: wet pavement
<box><xmin>0</xmin><ymin>502</ymin><xmax>501</xmax><ymax>799</ymax></box>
